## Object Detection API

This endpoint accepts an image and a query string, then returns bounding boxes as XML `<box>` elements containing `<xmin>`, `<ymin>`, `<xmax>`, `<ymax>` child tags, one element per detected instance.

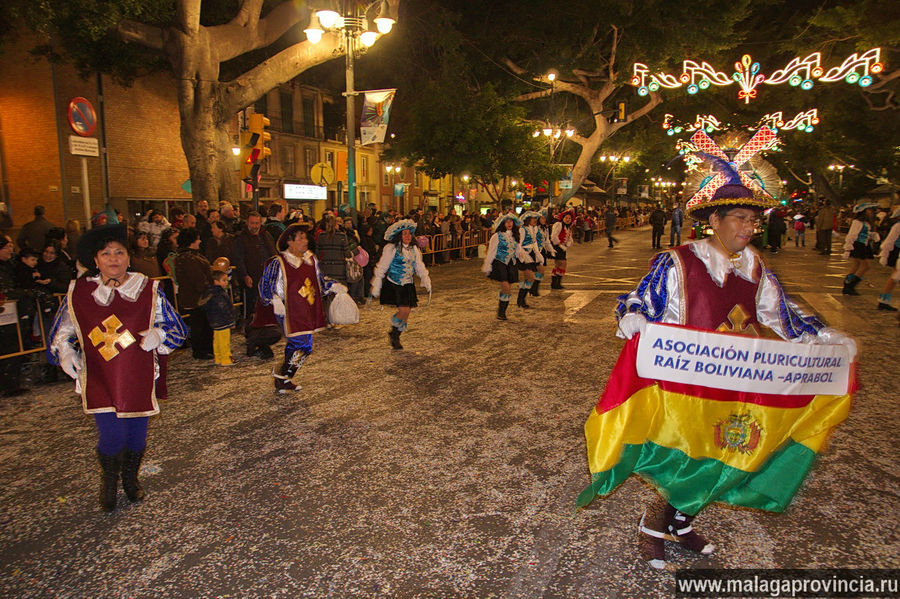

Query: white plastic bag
<box><xmin>328</xmin><ymin>284</ymin><xmax>360</xmax><ymax>325</ymax></box>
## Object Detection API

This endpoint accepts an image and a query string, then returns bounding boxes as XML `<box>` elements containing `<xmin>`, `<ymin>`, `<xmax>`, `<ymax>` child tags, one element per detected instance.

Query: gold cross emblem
<box><xmin>717</xmin><ymin>304</ymin><xmax>759</xmax><ymax>336</ymax></box>
<box><xmin>298</xmin><ymin>277</ymin><xmax>315</xmax><ymax>305</ymax></box>
<box><xmin>88</xmin><ymin>315</ymin><xmax>136</xmax><ymax>361</ymax></box>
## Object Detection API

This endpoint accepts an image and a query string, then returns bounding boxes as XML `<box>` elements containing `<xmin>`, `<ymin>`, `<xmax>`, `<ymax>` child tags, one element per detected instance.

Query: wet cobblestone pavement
<box><xmin>1</xmin><ymin>226</ymin><xmax>898</xmax><ymax>598</ymax></box>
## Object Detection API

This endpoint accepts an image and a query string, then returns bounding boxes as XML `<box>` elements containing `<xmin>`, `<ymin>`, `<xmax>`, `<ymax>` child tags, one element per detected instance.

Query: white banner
<box><xmin>636</xmin><ymin>323</ymin><xmax>850</xmax><ymax>396</ymax></box>
<box><xmin>360</xmin><ymin>89</ymin><xmax>396</xmax><ymax>145</ymax></box>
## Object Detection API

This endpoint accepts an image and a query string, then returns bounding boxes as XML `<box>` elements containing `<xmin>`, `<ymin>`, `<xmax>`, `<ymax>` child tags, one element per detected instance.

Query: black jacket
<box><xmin>199</xmin><ymin>285</ymin><xmax>235</xmax><ymax>330</ymax></box>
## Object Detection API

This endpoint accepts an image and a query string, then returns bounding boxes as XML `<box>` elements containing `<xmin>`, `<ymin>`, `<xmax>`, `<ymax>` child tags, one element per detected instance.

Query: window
<box><xmin>414</xmin><ymin>170</ymin><xmax>422</xmax><ymax>187</ymax></box>
<box><xmin>305</xmin><ymin>147</ymin><xmax>317</xmax><ymax>176</ymax></box>
<box><xmin>254</xmin><ymin>94</ymin><xmax>268</xmax><ymax>118</ymax></box>
<box><xmin>383</xmin><ymin>169</ymin><xmax>389</xmax><ymax>186</ymax></box>
<box><xmin>361</xmin><ymin>156</ymin><xmax>369</xmax><ymax>181</ymax></box>
<box><xmin>326</xmin><ymin>150</ymin><xmax>335</xmax><ymax>170</ymax></box>
<box><xmin>302</xmin><ymin>96</ymin><xmax>316</xmax><ymax>137</ymax></box>
<box><xmin>280</xmin><ymin>92</ymin><xmax>294</xmax><ymax>134</ymax></box>
<box><xmin>281</xmin><ymin>143</ymin><xmax>296</xmax><ymax>176</ymax></box>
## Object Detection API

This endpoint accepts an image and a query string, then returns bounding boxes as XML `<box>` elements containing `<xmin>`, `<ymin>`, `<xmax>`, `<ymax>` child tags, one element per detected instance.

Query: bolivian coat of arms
<box><xmin>714</xmin><ymin>413</ymin><xmax>762</xmax><ymax>454</ymax></box>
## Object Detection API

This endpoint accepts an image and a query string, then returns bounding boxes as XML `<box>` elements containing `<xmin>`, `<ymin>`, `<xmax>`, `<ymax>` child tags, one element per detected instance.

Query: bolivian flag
<box><xmin>576</xmin><ymin>334</ymin><xmax>855</xmax><ymax>516</ymax></box>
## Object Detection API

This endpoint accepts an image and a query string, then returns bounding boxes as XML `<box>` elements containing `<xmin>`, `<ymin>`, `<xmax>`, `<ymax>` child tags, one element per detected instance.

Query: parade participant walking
<box><xmin>577</xmin><ymin>180</ymin><xmax>857</xmax><ymax>570</ymax></box>
<box><xmin>649</xmin><ymin>205</ymin><xmax>666</xmax><ymax>249</ymax></box>
<box><xmin>815</xmin><ymin>201</ymin><xmax>835</xmax><ymax>254</ymax></box>
<box><xmin>516</xmin><ymin>212</ymin><xmax>545</xmax><ymax>307</ymax></box>
<box><xmin>482</xmin><ymin>214</ymin><xmax>526</xmax><ymax>320</ymax></box>
<box><xmin>259</xmin><ymin>225</ymin><xmax>332</xmax><ymax>393</ymax></box>
<box><xmin>48</xmin><ymin>223</ymin><xmax>186</xmax><ymax>512</ymax></box>
<box><xmin>842</xmin><ymin>201</ymin><xmax>879</xmax><ymax>295</ymax></box>
<box><xmin>604</xmin><ymin>207</ymin><xmax>619</xmax><ymax>248</ymax></box>
<box><xmin>668</xmin><ymin>202</ymin><xmax>684</xmax><ymax>247</ymax></box>
<box><xmin>533</xmin><ymin>213</ymin><xmax>555</xmax><ymax>296</ymax></box>
<box><xmin>550</xmin><ymin>209</ymin><xmax>575</xmax><ymax>289</ymax></box>
<box><xmin>876</xmin><ymin>206</ymin><xmax>900</xmax><ymax>311</ymax></box>
<box><xmin>371</xmin><ymin>219</ymin><xmax>432</xmax><ymax>348</ymax></box>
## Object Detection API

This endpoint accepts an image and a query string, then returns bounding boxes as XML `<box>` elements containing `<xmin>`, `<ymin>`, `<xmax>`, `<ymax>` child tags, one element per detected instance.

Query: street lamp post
<box><xmin>305</xmin><ymin>1</ymin><xmax>396</xmax><ymax>212</ymax></box>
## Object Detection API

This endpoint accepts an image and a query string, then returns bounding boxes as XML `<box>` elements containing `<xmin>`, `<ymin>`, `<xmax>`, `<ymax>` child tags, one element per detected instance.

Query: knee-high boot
<box><xmin>530</xmin><ymin>278</ymin><xmax>541</xmax><ymax>296</ymax></box>
<box><xmin>517</xmin><ymin>287</ymin><xmax>531</xmax><ymax>309</ymax></box>
<box><xmin>842</xmin><ymin>274</ymin><xmax>860</xmax><ymax>295</ymax></box>
<box><xmin>667</xmin><ymin>506</ymin><xmax>715</xmax><ymax>555</ymax></box>
<box><xmin>388</xmin><ymin>326</ymin><xmax>403</xmax><ymax>349</ymax></box>
<box><xmin>97</xmin><ymin>450</ymin><xmax>123</xmax><ymax>512</ymax></box>
<box><xmin>497</xmin><ymin>298</ymin><xmax>509</xmax><ymax>320</ymax></box>
<box><xmin>274</xmin><ymin>349</ymin><xmax>308</xmax><ymax>393</ymax></box>
<box><xmin>121</xmin><ymin>449</ymin><xmax>146</xmax><ymax>502</ymax></box>
<box><xmin>637</xmin><ymin>496</ymin><xmax>669</xmax><ymax>569</ymax></box>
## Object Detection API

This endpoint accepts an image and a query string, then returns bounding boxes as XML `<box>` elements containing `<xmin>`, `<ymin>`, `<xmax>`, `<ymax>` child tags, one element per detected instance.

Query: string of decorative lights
<box><xmin>662</xmin><ymin>108</ymin><xmax>820</xmax><ymax>135</ymax></box>
<box><xmin>632</xmin><ymin>49</ymin><xmax>884</xmax><ymax>103</ymax></box>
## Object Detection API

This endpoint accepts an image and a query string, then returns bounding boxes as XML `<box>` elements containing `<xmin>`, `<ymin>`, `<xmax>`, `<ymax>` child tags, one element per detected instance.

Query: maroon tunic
<box><xmin>279</xmin><ymin>255</ymin><xmax>326</xmax><ymax>337</ymax></box>
<box><xmin>673</xmin><ymin>244</ymin><xmax>765</xmax><ymax>336</ymax></box>
<box><xmin>70</xmin><ymin>277</ymin><xmax>158</xmax><ymax>416</ymax></box>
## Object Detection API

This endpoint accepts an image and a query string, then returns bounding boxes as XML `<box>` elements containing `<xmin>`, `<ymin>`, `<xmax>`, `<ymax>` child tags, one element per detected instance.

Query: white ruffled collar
<box><xmin>282</xmin><ymin>250</ymin><xmax>314</xmax><ymax>268</ymax></box>
<box><xmin>89</xmin><ymin>273</ymin><xmax>149</xmax><ymax>305</ymax></box>
<box><xmin>690</xmin><ymin>237</ymin><xmax>760</xmax><ymax>287</ymax></box>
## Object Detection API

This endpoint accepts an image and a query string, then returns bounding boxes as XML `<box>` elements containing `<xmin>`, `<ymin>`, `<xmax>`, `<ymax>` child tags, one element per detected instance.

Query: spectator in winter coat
<box><xmin>174</xmin><ymin>228</ymin><xmax>214</xmax><ymax>359</ymax></box>
<box><xmin>17</xmin><ymin>206</ymin><xmax>57</xmax><ymax>252</ymax></box>
<box><xmin>649</xmin><ymin>207</ymin><xmax>667</xmax><ymax>249</ymax></box>
<box><xmin>129</xmin><ymin>232</ymin><xmax>163</xmax><ymax>278</ymax></box>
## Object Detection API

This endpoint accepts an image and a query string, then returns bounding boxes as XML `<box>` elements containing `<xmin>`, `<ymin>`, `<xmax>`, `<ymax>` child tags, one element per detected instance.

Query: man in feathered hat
<box><xmin>258</xmin><ymin>224</ymin><xmax>333</xmax><ymax>393</ymax></box>
<box><xmin>579</xmin><ymin>173</ymin><xmax>859</xmax><ymax>569</ymax></box>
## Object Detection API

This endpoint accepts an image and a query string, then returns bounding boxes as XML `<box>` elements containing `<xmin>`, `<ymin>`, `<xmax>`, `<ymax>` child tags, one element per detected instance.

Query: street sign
<box><xmin>310</xmin><ymin>162</ymin><xmax>335</xmax><ymax>186</ymax></box>
<box><xmin>284</xmin><ymin>184</ymin><xmax>327</xmax><ymax>200</ymax></box>
<box><xmin>68</xmin><ymin>135</ymin><xmax>99</xmax><ymax>157</ymax></box>
<box><xmin>67</xmin><ymin>97</ymin><xmax>98</xmax><ymax>137</ymax></box>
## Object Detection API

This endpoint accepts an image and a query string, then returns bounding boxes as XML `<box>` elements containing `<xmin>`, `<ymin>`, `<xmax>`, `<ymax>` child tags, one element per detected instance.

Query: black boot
<box><xmin>388</xmin><ymin>326</ymin><xmax>404</xmax><ymax>350</ymax></box>
<box><xmin>530</xmin><ymin>280</ymin><xmax>541</xmax><ymax>297</ymax></box>
<box><xmin>97</xmin><ymin>450</ymin><xmax>122</xmax><ymax>512</ymax></box>
<box><xmin>497</xmin><ymin>300</ymin><xmax>509</xmax><ymax>321</ymax></box>
<box><xmin>121</xmin><ymin>449</ymin><xmax>146</xmax><ymax>502</ymax></box>
<box><xmin>517</xmin><ymin>288</ymin><xmax>531</xmax><ymax>309</ymax></box>
<box><xmin>842</xmin><ymin>275</ymin><xmax>860</xmax><ymax>295</ymax></box>
<box><xmin>550</xmin><ymin>275</ymin><xmax>561</xmax><ymax>289</ymax></box>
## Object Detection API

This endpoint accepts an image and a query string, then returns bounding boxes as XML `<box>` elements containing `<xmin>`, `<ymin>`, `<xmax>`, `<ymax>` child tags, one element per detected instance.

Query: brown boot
<box><xmin>667</xmin><ymin>506</ymin><xmax>715</xmax><ymax>555</ymax></box>
<box><xmin>638</xmin><ymin>497</ymin><xmax>669</xmax><ymax>569</ymax></box>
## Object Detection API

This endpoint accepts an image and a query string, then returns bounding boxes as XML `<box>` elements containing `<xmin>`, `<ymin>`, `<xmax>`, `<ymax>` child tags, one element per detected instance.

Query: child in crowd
<box><xmin>201</xmin><ymin>270</ymin><xmax>236</xmax><ymax>366</ymax></box>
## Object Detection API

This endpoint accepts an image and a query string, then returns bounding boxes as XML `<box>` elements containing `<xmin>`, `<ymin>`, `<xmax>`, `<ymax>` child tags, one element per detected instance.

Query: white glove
<box><xmin>331</xmin><ymin>283</ymin><xmax>349</xmax><ymax>295</ymax></box>
<box><xmin>617</xmin><ymin>312</ymin><xmax>648</xmax><ymax>340</ymax></box>
<box><xmin>537</xmin><ymin>253</ymin><xmax>545</xmax><ymax>265</ymax></box>
<box><xmin>139</xmin><ymin>328</ymin><xmax>165</xmax><ymax>352</ymax></box>
<box><xmin>842</xmin><ymin>251</ymin><xmax>850</xmax><ymax>259</ymax></box>
<box><xmin>59</xmin><ymin>352</ymin><xmax>82</xmax><ymax>380</ymax></box>
<box><xmin>271</xmin><ymin>296</ymin><xmax>286</xmax><ymax>317</ymax></box>
<box><xmin>817</xmin><ymin>327</ymin><xmax>858</xmax><ymax>362</ymax></box>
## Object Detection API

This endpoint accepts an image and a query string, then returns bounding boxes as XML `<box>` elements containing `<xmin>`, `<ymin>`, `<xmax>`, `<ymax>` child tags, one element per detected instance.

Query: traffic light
<box><xmin>616</xmin><ymin>101</ymin><xmax>627</xmax><ymax>122</ymax></box>
<box><xmin>242</xmin><ymin>113</ymin><xmax>271</xmax><ymax>190</ymax></box>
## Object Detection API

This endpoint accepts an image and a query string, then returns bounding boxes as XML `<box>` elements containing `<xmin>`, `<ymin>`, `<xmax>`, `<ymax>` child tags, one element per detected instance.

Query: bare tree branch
<box><xmin>210</xmin><ymin>1</ymin><xmax>307</xmax><ymax>64</ymax></box>
<box><xmin>230</xmin><ymin>0</ymin><xmax>263</xmax><ymax>28</ymax></box>
<box><xmin>607</xmin><ymin>25</ymin><xmax>618</xmax><ymax>81</ymax></box>
<box><xmin>118</xmin><ymin>19</ymin><xmax>166</xmax><ymax>51</ymax></box>
<box><xmin>860</xmin><ymin>88</ymin><xmax>897</xmax><ymax>111</ymax></box>
<box><xmin>176</xmin><ymin>0</ymin><xmax>202</xmax><ymax>35</ymax></box>
<box><xmin>220</xmin><ymin>31</ymin><xmax>341</xmax><ymax>114</ymax></box>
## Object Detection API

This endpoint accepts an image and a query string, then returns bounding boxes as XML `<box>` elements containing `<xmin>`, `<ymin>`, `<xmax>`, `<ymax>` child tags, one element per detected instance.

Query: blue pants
<box><xmin>285</xmin><ymin>334</ymin><xmax>313</xmax><ymax>358</ymax></box>
<box><xmin>94</xmin><ymin>413</ymin><xmax>149</xmax><ymax>456</ymax></box>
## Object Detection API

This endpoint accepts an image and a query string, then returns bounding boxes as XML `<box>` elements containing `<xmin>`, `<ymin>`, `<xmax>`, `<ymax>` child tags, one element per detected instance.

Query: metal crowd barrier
<box><xmin>0</xmin><ymin>297</ymin><xmax>49</xmax><ymax>360</ymax></box>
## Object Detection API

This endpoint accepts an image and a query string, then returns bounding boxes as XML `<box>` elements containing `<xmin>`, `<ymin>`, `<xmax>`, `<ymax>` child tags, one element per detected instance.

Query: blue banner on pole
<box><xmin>360</xmin><ymin>89</ymin><xmax>397</xmax><ymax>145</ymax></box>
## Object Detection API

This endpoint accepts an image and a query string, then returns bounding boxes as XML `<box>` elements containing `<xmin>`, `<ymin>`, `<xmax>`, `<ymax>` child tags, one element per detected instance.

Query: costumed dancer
<box><xmin>482</xmin><ymin>213</ymin><xmax>527</xmax><ymax>320</ymax></box>
<box><xmin>578</xmin><ymin>174</ymin><xmax>858</xmax><ymax>569</ymax></box>
<box><xmin>876</xmin><ymin>206</ymin><xmax>900</xmax><ymax>312</ymax></box>
<box><xmin>259</xmin><ymin>224</ymin><xmax>332</xmax><ymax>393</ymax></box>
<box><xmin>48</xmin><ymin>224</ymin><xmax>187</xmax><ymax>512</ymax></box>
<box><xmin>370</xmin><ymin>219</ymin><xmax>432</xmax><ymax>350</ymax></box>
<box><xmin>517</xmin><ymin>211</ymin><xmax>545</xmax><ymax>307</ymax></box>
<box><xmin>535</xmin><ymin>213</ymin><xmax>556</xmax><ymax>296</ymax></box>
<box><xmin>550</xmin><ymin>209</ymin><xmax>575</xmax><ymax>289</ymax></box>
<box><xmin>841</xmin><ymin>201</ymin><xmax>879</xmax><ymax>295</ymax></box>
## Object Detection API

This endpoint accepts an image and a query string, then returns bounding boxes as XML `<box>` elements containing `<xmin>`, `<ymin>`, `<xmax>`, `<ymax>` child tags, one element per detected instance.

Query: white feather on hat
<box><xmin>492</xmin><ymin>214</ymin><xmax>522</xmax><ymax>231</ymax></box>
<box><xmin>384</xmin><ymin>219</ymin><xmax>418</xmax><ymax>241</ymax></box>
<box><xmin>520</xmin><ymin>211</ymin><xmax>541</xmax><ymax>222</ymax></box>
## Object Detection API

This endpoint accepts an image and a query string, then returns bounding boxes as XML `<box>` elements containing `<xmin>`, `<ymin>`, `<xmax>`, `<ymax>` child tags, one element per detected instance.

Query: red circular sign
<box><xmin>67</xmin><ymin>97</ymin><xmax>98</xmax><ymax>137</ymax></box>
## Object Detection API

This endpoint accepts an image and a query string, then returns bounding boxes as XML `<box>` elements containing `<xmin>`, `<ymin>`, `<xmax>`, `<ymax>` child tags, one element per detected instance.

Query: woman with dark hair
<box><xmin>174</xmin><ymin>228</ymin><xmax>214</xmax><ymax>359</ymax></box>
<box><xmin>315</xmin><ymin>214</ymin><xmax>350</xmax><ymax>285</ymax></box>
<box><xmin>550</xmin><ymin>209</ymin><xmax>575</xmax><ymax>289</ymax></box>
<box><xmin>259</xmin><ymin>224</ymin><xmax>332</xmax><ymax>393</ymax></box>
<box><xmin>156</xmin><ymin>227</ymin><xmax>178</xmax><ymax>277</ymax></box>
<box><xmin>48</xmin><ymin>223</ymin><xmax>186</xmax><ymax>511</ymax></box>
<box><xmin>482</xmin><ymin>214</ymin><xmax>526</xmax><ymax>321</ymax></box>
<box><xmin>517</xmin><ymin>211</ymin><xmax>545</xmax><ymax>307</ymax></box>
<box><xmin>371</xmin><ymin>219</ymin><xmax>431</xmax><ymax>349</ymax></box>
<box><xmin>841</xmin><ymin>201</ymin><xmax>879</xmax><ymax>295</ymax></box>
<box><xmin>129</xmin><ymin>231</ymin><xmax>162</xmax><ymax>278</ymax></box>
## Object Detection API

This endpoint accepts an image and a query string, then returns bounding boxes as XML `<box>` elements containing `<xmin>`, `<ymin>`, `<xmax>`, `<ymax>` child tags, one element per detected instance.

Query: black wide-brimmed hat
<box><xmin>76</xmin><ymin>223</ymin><xmax>128</xmax><ymax>270</ymax></box>
<box><xmin>276</xmin><ymin>223</ymin><xmax>311</xmax><ymax>252</ymax></box>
